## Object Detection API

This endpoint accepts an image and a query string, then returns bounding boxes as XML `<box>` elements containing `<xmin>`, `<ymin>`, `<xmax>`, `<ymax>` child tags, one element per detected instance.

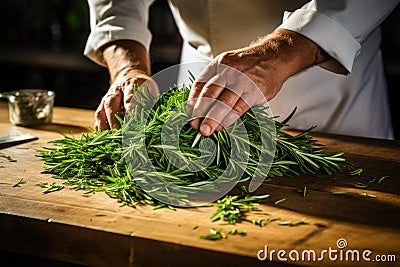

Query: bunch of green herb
<box><xmin>38</xmin><ymin>84</ymin><xmax>350</xmax><ymax>207</ymax></box>
<box><xmin>210</xmin><ymin>193</ymin><xmax>269</xmax><ymax>224</ymax></box>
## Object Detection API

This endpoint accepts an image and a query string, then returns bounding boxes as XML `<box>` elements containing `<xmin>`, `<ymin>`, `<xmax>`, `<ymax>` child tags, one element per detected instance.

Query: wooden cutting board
<box><xmin>0</xmin><ymin>102</ymin><xmax>399</xmax><ymax>267</ymax></box>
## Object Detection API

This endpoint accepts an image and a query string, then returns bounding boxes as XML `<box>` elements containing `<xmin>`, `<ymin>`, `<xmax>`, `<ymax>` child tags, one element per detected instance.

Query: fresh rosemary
<box><xmin>38</xmin><ymin>85</ymin><xmax>350</xmax><ymax>207</ymax></box>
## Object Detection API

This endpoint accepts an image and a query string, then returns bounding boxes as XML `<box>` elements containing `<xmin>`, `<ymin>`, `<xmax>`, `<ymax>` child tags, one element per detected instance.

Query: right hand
<box><xmin>94</xmin><ymin>70</ymin><xmax>159</xmax><ymax>130</ymax></box>
<box><xmin>94</xmin><ymin>40</ymin><xmax>155</xmax><ymax>131</ymax></box>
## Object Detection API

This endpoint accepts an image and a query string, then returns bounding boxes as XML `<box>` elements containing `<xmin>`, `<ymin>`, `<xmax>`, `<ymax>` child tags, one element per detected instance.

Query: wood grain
<box><xmin>0</xmin><ymin>102</ymin><xmax>399</xmax><ymax>267</ymax></box>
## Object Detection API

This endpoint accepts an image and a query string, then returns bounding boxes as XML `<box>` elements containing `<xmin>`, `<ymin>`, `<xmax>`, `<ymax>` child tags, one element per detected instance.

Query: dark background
<box><xmin>1</xmin><ymin>0</ymin><xmax>399</xmax><ymax>139</ymax></box>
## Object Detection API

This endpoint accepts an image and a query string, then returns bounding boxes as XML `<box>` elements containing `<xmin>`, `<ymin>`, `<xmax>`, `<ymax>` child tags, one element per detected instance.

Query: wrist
<box><xmin>248</xmin><ymin>29</ymin><xmax>329</xmax><ymax>78</ymax></box>
<box><xmin>102</xmin><ymin>40</ymin><xmax>151</xmax><ymax>83</ymax></box>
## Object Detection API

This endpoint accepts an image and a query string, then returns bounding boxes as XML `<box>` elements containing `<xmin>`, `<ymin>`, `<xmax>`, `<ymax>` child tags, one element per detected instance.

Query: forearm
<box><xmin>101</xmin><ymin>40</ymin><xmax>152</xmax><ymax>83</ymax></box>
<box><xmin>246</xmin><ymin>28</ymin><xmax>330</xmax><ymax>79</ymax></box>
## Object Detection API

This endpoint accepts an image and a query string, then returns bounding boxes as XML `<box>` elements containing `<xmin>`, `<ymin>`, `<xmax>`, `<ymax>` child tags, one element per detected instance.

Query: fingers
<box><xmin>198</xmin><ymin>89</ymin><xmax>241</xmax><ymax>136</ymax></box>
<box><xmin>218</xmin><ymin>98</ymin><xmax>250</xmax><ymax>129</ymax></box>
<box><xmin>187</xmin><ymin>63</ymin><xmax>217</xmax><ymax>116</ymax></box>
<box><xmin>104</xmin><ymin>88</ymin><xmax>124</xmax><ymax>129</ymax></box>
<box><xmin>190</xmin><ymin>74</ymin><xmax>227</xmax><ymax>130</ymax></box>
<box><xmin>188</xmin><ymin>61</ymin><xmax>257</xmax><ymax>136</ymax></box>
<box><xmin>188</xmin><ymin>64</ymin><xmax>262</xmax><ymax>136</ymax></box>
<box><xmin>94</xmin><ymin>102</ymin><xmax>109</xmax><ymax>131</ymax></box>
<box><xmin>94</xmin><ymin>87</ymin><xmax>124</xmax><ymax>131</ymax></box>
<box><xmin>200</xmin><ymin>97</ymin><xmax>250</xmax><ymax>136</ymax></box>
<box><xmin>94</xmin><ymin>73</ymin><xmax>156</xmax><ymax>131</ymax></box>
<box><xmin>124</xmin><ymin>77</ymin><xmax>159</xmax><ymax>113</ymax></box>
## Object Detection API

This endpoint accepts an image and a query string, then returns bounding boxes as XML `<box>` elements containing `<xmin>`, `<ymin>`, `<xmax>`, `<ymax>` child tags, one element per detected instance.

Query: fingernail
<box><xmin>201</xmin><ymin>123</ymin><xmax>211</xmax><ymax>136</ymax></box>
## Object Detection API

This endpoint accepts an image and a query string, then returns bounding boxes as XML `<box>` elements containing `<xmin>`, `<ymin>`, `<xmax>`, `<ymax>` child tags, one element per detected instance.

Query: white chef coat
<box><xmin>84</xmin><ymin>0</ymin><xmax>398</xmax><ymax>139</ymax></box>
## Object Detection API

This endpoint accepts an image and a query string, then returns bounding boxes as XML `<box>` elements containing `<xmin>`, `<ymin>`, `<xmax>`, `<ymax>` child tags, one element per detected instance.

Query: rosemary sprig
<box><xmin>36</xmin><ymin>182</ymin><xmax>64</xmax><ymax>194</ymax></box>
<box><xmin>279</xmin><ymin>218</ymin><xmax>308</xmax><ymax>226</ymax></box>
<box><xmin>38</xmin><ymin>85</ymin><xmax>350</xmax><ymax>208</ymax></box>
<box><xmin>12</xmin><ymin>178</ymin><xmax>26</xmax><ymax>187</ymax></box>
<box><xmin>209</xmin><ymin>193</ymin><xmax>269</xmax><ymax>224</ymax></box>
<box><xmin>274</xmin><ymin>198</ymin><xmax>286</xmax><ymax>205</ymax></box>
<box><xmin>349</xmin><ymin>168</ymin><xmax>363</xmax><ymax>176</ymax></box>
<box><xmin>0</xmin><ymin>153</ymin><xmax>17</xmax><ymax>162</ymax></box>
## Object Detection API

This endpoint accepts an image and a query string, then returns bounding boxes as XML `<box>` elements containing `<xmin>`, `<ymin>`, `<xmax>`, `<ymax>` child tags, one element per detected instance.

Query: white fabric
<box><xmin>84</xmin><ymin>0</ymin><xmax>398</xmax><ymax>139</ymax></box>
<box><xmin>85</xmin><ymin>0</ymin><xmax>155</xmax><ymax>66</ymax></box>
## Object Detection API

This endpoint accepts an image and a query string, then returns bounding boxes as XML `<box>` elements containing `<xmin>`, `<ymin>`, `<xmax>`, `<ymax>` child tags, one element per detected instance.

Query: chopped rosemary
<box><xmin>36</xmin><ymin>182</ymin><xmax>64</xmax><ymax>194</ymax></box>
<box><xmin>12</xmin><ymin>178</ymin><xmax>26</xmax><ymax>187</ymax></box>
<box><xmin>0</xmin><ymin>153</ymin><xmax>17</xmax><ymax>162</ymax></box>
<box><xmin>251</xmin><ymin>216</ymin><xmax>282</xmax><ymax>227</ymax></box>
<box><xmin>200</xmin><ymin>228</ymin><xmax>226</xmax><ymax>240</ymax></box>
<box><xmin>274</xmin><ymin>198</ymin><xmax>286</xmax><ymax>205</ymax></box>
<box><xmin>210</xmin><ymin>194</ymin><xmax>269</xmax><ymax>224</ymax></box>
<box><xmin>227</xmin><ymin>228</ymin><xmax>237</xmax><ymax>235</ymax></box>
<box><xmin>360</xmin><ymin>192</ymin><xmax>377</xmax><ymax>198</ymax></box>
<box><xmin>297</xmin><ymin>186</ymin><xmax>307</xmax><ymax>197</ymax></box>
<box><xmin>367</xmin><ymin>176</ymin><xmax>377</xmax><ymax>183</ymax></box>
<box><xmin>378</xmin><ymin>176</ymin><xmax>388</xmax><ymax>184</ymax></box>
<box><xmin>279</xmin><ymin>218</ymin><xmax>308</xmax><ymax>226</ymax></box>
<box><xmin>354</xmin><ymin>182</ymin><xmax>368</xmax><ymax>188</ymax></box>
<box><xmin>238</xmin><ymin>230</ymin><xmax>247</xmax><ymax>236</ymax></box>
<box><xmin>332</xmin><ymin>191</ymin><xmax>377</xmax><ymax>198</ymax></box>
<box><xmin>251</xmin><ymin>219</ymin><xmax>266</xmax><ymax>227</ymax></box>
<box><xmin>349</xmin><ymin>168</ymin><xmax>363</xmax><ymax>176</ymax></box>
<box><xmin>200</xmin><ymin>228</ymin><xmax>247</xmax><ymax>240</ymax></box>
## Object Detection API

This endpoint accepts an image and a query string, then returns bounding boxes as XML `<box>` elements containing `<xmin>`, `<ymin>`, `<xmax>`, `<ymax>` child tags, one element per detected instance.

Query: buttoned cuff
<box><xmin>84</xmin><ymin>17</ymin><xmax>152</xmax><ymax>67</ymax></box>
<box><xmin>278</xmin><ymin>9</ymin><xmax>361</xmax><ymax>74</ymax></box>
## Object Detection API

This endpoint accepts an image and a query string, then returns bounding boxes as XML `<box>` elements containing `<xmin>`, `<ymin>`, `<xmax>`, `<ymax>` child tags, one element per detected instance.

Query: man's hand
<box><xmin>94</xmin><ymin>40</ymin><xmax>157</xmax><ymax>131</ymax></box>
<box><xmin>187</xmin><ymin>29</ymin><xmax>329</xmax><ymax>136</ymax></box>
<box><xmin>94</xmin><ymin>70</ymin><xmax>153</xmax><ymax>130</ymax></box>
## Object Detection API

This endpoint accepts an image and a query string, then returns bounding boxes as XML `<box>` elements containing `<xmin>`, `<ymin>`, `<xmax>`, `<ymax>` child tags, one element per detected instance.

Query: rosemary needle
<box><xmin>349</xmin><ymin>168</ymin><xmax>363</xmax><ymax>176</ymax></box>
<box><xmin>378</xmin><ymin>176</ymin><xmax>388</xmax><ymax>184</ymax></box>
<box><xmin>12</xmin><ymin>178</ymin><xmax>26</xmax><ymax>187</ymax></box>
<box><xmin>279</xmin><ymin>218</ymin><xmax>308</xmax><ymax>226</ymax></box>
<box><xmin>274</xmin><ymin>198</ymin><xmax>286</xmax><ymax>205</ymax></box>
<box><xmin>297</xmin><ymin>186</ymin><xmax>307</xmax><ymax>197</ymax></box>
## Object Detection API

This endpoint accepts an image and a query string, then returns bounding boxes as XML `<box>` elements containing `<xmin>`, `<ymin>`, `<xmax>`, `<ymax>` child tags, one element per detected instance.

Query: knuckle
<box><xmin>103</xmin><ymin>98</ymin><xmax>113</xmax><ymax>109</ymax></box>
<box><xmin>192</xmin><ymin>81</ymin><xmax>206</xmax><ymax>92</ymax></box>
<box><xmin>232</xmin><ymin>104</ymin><xmax>246</xmax><ymax>115</ymax></box>
<box><xmin>124</xmin><ymin>96</ymin><xmax>133</xmax><ymax>106</ymax></box>
<box><xmin>217</xmin><ymin>52</ymin><xmax>230</xmax><ymax>64</ymax></box>
<box><xmin>201</xmin><ymin>87</ymin><xmax>221</xmax><ymax>99</ymax></box>
<box><xmin>192</xmin><ymin>105</ymin><xmax>207</xmax><ymax>117</ymax></box>
<box><xmin>94</xmin><ymin>108</ymin><xmax>104</xmax><ymax>119</ymax></box>
<box><xmin>218</xmin><ymin>95</ymin><xmax>237</xmax><ymax>109</ymax></box>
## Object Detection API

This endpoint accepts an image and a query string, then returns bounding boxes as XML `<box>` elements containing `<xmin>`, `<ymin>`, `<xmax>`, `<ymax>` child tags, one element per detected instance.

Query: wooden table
<box><xmin>0</xmin><ymin>102</ymin><xmax>399</xmax><ymax>267</ymax></box>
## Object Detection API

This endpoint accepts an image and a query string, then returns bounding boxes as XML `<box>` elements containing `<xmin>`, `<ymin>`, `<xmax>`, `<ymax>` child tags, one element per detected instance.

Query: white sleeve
<box><xmin>278</xmin><ymin>0</ymin><xmax>399</xmax><ymax>74</ymax></box>
<box><xmin>84</xmin><ymin>0</ymin><xmax>155</xmax><ymax>66</ymax></box>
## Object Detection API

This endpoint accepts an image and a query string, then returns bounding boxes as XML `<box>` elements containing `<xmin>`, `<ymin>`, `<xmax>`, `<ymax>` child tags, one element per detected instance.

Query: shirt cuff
<box><xmin>84</xmin><ymin>17</ymin><xmax>152</xmax><ymax>67</ymax></box>
<box><xmin>278</xmin><ymin>9</ymin><xmax>361</xmax><ymax>74</ymax></box>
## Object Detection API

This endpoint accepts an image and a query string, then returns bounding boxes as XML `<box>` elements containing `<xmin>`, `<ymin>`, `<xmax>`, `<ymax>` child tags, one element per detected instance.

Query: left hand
<box><xmin>187</xmin><ymin>29</ymin><xmax>329</xmax><ymax>136</ymax></box>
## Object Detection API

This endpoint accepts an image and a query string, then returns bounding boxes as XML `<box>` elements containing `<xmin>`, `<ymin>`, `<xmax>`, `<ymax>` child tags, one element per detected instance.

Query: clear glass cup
<box><xmin>1</xmin><ymin>89</ymin><xmax>55</xmax><ymax>126</ymax></box>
